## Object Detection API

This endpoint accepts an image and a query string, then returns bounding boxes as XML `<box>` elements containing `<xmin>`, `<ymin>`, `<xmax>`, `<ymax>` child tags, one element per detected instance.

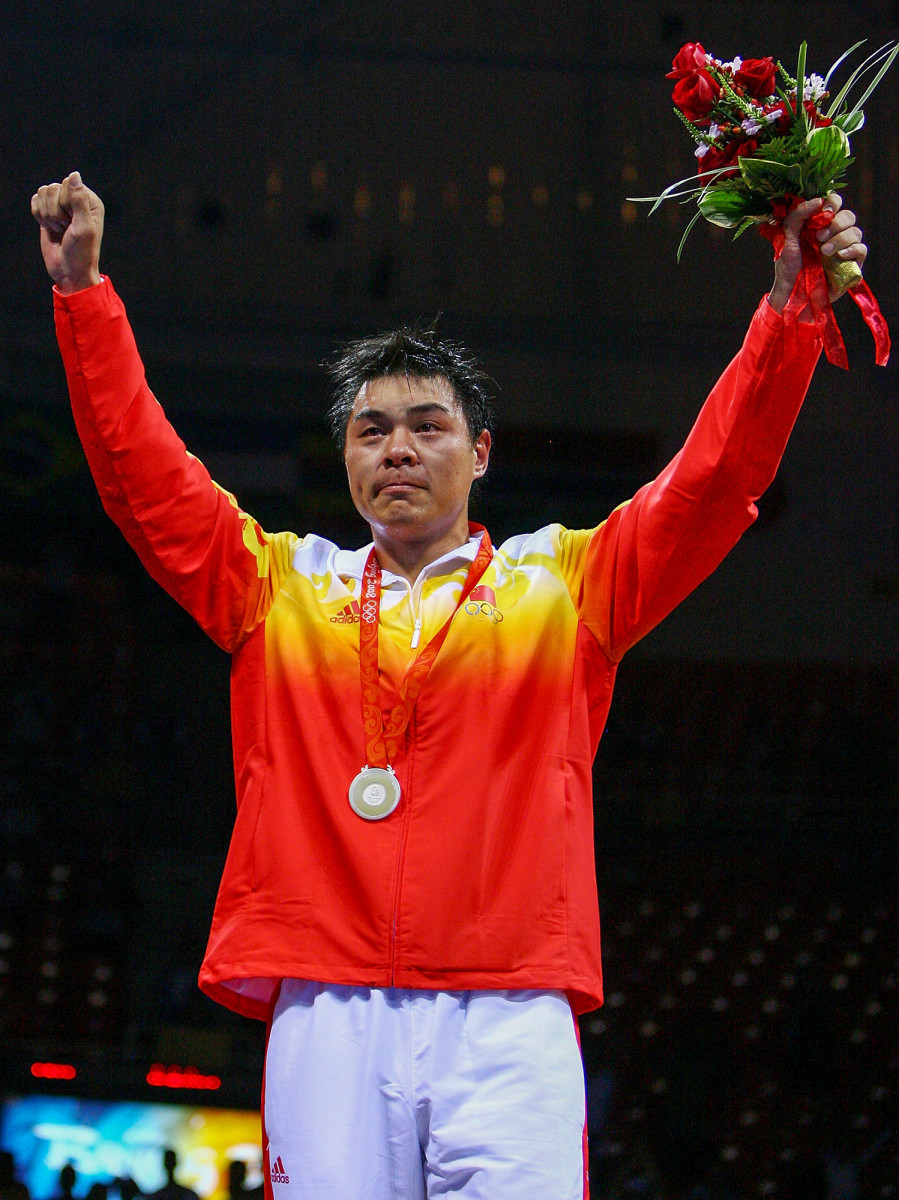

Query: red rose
<box><xmin>734</xmin><ymin>57</ymin><xmax>777</xmax><ymax>99</ymax></box>
<box><xmin>666</xmin><ymin>42</ymin><xmax>710</xmax><ymax>80</ymax></box>
<box><xmin>698</xmin><ymin>136</ymin><xmax>759</xmax><ymax>181</ymax></box>
<box><xmin>672</xmin><ymin>69</ymin><xmax>721</xmax><ymax>123</ymax></box>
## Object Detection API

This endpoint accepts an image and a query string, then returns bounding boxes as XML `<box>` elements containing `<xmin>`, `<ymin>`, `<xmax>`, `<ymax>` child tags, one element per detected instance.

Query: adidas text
<box><xmin>270</xmin><ymin>1156</ymin><xmax>290</xmax><ymax>1185</ymax></box>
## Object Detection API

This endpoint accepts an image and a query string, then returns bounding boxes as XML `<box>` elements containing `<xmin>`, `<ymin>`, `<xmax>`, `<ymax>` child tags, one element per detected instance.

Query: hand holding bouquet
<box><xmin>636</xmin><ymin>40</ymin><xmax>895</xmax><ymax>366</ymax></box>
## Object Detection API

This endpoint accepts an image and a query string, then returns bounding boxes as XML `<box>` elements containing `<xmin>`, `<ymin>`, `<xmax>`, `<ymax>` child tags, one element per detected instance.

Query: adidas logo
<box><xmin>330</xmin><ymin>600</ymin><xmax>361</xmax><ymax>624</ymax></box>
<box><xmin>270</xmin><ymin>1156</ymin><xmax>290</xmax><ymax>1185</ymax></box>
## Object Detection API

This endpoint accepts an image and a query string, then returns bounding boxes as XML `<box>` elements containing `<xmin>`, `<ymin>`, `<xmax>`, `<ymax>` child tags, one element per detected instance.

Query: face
<box><xmin>343</xmin><ymin>373</ymin><xmax>490</xmax><ymax>549</ymax></box>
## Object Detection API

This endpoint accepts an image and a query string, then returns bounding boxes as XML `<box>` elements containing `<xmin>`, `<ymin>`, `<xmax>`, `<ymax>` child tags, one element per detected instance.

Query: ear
<box><xmin>473</xmin><ymin>429</ymin><xmax>491</xmax><ymax>479</ymax></box>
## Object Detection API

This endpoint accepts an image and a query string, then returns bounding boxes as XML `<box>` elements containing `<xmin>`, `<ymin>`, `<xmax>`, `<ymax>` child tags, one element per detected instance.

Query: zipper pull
<box><xmin>410</xmin><ymin>617</ymin><xmax>422</xmax><ymax>649</ymax></box>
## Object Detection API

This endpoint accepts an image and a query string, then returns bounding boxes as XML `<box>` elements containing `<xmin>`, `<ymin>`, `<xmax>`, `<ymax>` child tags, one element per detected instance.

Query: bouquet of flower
<box><xmin>635</xmin><ymin>39</ymin><xmax>896</xmax><ymax>366</ymax></box>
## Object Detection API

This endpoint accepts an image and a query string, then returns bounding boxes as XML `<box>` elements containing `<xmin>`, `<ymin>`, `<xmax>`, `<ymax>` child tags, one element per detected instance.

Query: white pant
<box><xmin>263</xmin><ymin>981</ymin><xmax>588</xmax><ymax>1199</ymax></box>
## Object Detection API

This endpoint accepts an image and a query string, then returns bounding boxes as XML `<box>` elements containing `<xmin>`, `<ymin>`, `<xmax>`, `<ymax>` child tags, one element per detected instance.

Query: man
<box><xmin>147</xmin><ymin>1152</ymin><xmax>199</xmax><ymax>1200</ymax></box>
<box><xmin>32</xmin><ymin>171</ymin><xmax>866</xmax><ymax>1199</ymax></box>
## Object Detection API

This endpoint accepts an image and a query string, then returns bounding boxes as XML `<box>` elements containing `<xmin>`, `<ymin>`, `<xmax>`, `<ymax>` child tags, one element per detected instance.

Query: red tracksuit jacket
<box><xmin>54</xmin><ymin>278</ymin><xmax>821</xmax><ymax>1018</ymax></box>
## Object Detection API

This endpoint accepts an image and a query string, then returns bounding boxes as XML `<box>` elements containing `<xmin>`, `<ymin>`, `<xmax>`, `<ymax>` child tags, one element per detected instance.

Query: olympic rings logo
<box><xmin>464</xmin><ymin>600</ymin><xmax>504</xmax><ymax>623</ymax></box>
<box><xmin>361</xmin><ymin>599</ymin><xmax>378</xmax><ymax>622</ymax></box>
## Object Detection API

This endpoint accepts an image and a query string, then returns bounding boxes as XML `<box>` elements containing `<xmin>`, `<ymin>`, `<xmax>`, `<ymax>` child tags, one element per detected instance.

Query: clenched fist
<box><xmin>31</xmin><ymin>172</ymin><xmax>105</xmax><ymax>294</ymax></box>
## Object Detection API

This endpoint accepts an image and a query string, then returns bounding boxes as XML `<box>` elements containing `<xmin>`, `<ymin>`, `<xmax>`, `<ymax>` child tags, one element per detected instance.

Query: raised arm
<box><xmin>31</xmin><ymin>174</ymin><xmax>294</xmax><ymax>650</ymax></box>
<box><xmin>561</xmin><ymin>197</ymin><xmax>868</xmax><ymax>661</ymax></box>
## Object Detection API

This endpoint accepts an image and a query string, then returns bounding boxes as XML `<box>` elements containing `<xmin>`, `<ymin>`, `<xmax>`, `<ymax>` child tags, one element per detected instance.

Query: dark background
<box><xmin>1</xmin><ymin>3</ymin><xmax>897</xmax><ymax>1196</ymax></box>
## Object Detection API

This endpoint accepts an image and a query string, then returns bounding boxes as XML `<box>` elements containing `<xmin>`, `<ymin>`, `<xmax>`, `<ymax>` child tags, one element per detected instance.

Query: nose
<box><xmin>382</xmin><ymin>425</ymin><xmax>418</xmax><ymax>466</ymax></box>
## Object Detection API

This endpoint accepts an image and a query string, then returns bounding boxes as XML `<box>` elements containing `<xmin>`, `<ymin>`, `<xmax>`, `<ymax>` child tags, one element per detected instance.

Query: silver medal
<box><xmin>348</xmin><ymin>766</ymin><xmax>402</xmax><ymax>821</ymax></box>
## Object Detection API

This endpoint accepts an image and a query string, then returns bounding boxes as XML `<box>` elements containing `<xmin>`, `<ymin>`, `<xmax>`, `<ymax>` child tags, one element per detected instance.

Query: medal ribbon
<box><xmin>359</xmin><ymin>523</ymin><xmax>494</xmax><ymax>767</ymax></box>
<box><xmin>759</xmin><ymin>196</ymin><xmax>890</xmax><ymax>369</ymax></box>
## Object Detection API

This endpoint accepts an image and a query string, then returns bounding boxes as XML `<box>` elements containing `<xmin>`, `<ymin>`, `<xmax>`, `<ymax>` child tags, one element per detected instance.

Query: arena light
<box><xmin>31</xmin><ymin>1062</ymin><xmax>76</xmax><ymax>1080</ymax></box>
<box><xmin>146</xmin><ymin>1064</ymin><xmax>221</xmax><ymax>1090</ymax></box>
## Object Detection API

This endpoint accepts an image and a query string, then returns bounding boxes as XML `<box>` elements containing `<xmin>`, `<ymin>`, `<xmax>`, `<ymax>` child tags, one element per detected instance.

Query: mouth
<box><xmin>377</xmin><ymin>480</ymin><xmax>424</xmax><ymax>496</ymax></box>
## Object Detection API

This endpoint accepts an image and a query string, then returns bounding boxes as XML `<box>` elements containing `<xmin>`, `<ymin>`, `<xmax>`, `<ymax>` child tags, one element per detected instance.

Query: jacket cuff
<box><xmin>53</xmin><ymin>275</ymin><xmax>114</xmax><ymax>315</ymax></box>
<box><xmin>759</xmin><ymin>291</ymin><xmax>822</xmax><ymax>346</ymax></box>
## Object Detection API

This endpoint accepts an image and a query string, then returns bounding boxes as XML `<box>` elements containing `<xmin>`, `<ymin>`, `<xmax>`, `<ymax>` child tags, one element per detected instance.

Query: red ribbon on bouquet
<box><xmin>759</xmin><ymin>197</ymin><xmax>890</xmax><ymax>369</ymax></box>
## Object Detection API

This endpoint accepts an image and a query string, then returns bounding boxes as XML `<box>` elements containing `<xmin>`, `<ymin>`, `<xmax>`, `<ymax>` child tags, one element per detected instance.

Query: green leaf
<box><xmin>826</xmin><ymin>47</ymin><xmax>878</xmax><ymax>115</ymax></box>
<box><xmin>756</xmin><ymin>136</ymin><xmax>796</xmax><ymax>161</ymax></box>
<box><xmin>673</xmin><ymin>105</ymin><xmax>708</xmax><ymax>145</ymax></box>
<box><xmin>698</xmin><ymin>186</ymin><xmax>754</xmax><ymax>228</ymax></box>
<box><xmin>795</xmin><ymin>42</ymin><xmax>809</xmax><ymax>135</ymax></box>
<box><xmin>833</xmin><ymin>110</ymin><xmax>865</xmax><ymax>134</ymax></box>
<box><xmin>823</xmin><ymin>40</ymin><xmax>866</xmax><ymax>89</ymax></box>
<box><xmin>628</xmin><ymin>165</ymin><xmax>738</xmax><ymax>215</ymax></box>
<box><xmin>739</xmin><ymin>155</ymin><xmax>802</xmax><ymax>187</ymax></box>
<box><xmin>733</xmin><ymin>215</ymin><xmax>761</xmax><ymax>241</ymax></box>
<box><xmin>776</xmin><ymin>60</ymin><xmax>796</xmax><ymax>88</ymax></box>
<box><xmin>717</xmin><ymin>74</ymin><xmax>755</xmax><ymax>115</ymax></box>
<box><xmin>773</xmin><ymin>84</ymin><xmax>795</xmax><ymax>116</ymax></box>
<box><xmin>826</xmin><ymin>41</ymin><xmax>897</xmax><ymax>118</ymax></box>
<box><xmin>838</xmin><ymin>42</ymin><xmax>899</xmax><ymax>128</ymax></box>
<box><xmin>675</xmin><ymin>208</ymin><xmax>704</xmax><ymax>262</ymax></box>
<box><xmin>805</xmin><ymin>125</ymin><xmax>851</xmax><ymax>182</ymax></box>
<box><xmin>814</xmin><ymin>155</ymin><xmax>854</xmax><ymax>196</ymax></box>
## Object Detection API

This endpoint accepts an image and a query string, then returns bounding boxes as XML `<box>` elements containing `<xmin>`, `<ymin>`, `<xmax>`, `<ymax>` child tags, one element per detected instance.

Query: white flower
<box><xmin>764</xmin><ymin>110</ymin><xmax>781</xmax><ymax>124</ymax></box>
<box><xmin>718</xmin><ymin>56</ymin><xmax>743</xmax><ymax>73</ymax></box>
<box><xmin>804</xmin><ymin>73</ymin><xmax>826</xmax><ymax>101</ymax></box>
<box><xmin>708</xmin><ymin>122</ymin><xmax>721</xmax><ymax>140</ymax></box>
<box><xmin>741</xmin><ymin>117</ymin><xmax>762</xmax><ymax>135</ymax></box>
<box><xmin>695</xmin><ymin>143</ymin><xmax>711</xmax><ymax>159</ymax></box>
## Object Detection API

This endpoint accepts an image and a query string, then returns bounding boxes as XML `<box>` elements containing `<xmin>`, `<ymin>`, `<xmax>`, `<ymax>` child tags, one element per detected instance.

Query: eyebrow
<box><xmin>351</xmin><ymin>401</ymin><xmax>454</xmax><ymax>424</ymax></box>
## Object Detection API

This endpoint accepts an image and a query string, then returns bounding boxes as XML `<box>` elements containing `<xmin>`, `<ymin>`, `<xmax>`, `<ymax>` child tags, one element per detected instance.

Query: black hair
<box><xmin>326</xmin><ymin>325</ymin><xmax>495</xmax><ymax>450</ymax></box>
